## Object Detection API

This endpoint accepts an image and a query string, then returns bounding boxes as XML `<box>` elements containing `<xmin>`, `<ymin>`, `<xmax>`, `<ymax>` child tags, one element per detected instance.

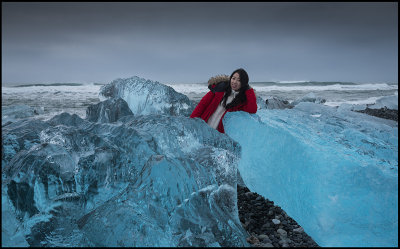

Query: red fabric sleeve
<box><xmin>190</xmin><ymin>91</ymin><xmax>215</xmax><ymax>118</ymax></box>
<box><xmin>241</xmin><ymin>88</ymin><xmax>257</xmax><ymax>113</ymax></box>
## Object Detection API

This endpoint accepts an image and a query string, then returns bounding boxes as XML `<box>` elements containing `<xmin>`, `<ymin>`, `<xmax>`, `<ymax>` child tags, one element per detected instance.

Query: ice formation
<box><xmin>368</xmin><ymin>94</ymin><xmax>398</xmax><ymax>110</ymax></box>
<box><xmin>2</xmin><ymin>105</ymin><xmax>44</xmax><ymax>125</ymax></box>
<box><xmin>86</xmin><ymin>97</ymin><xmax>133</xmax><ymax>123</ymax></box>
<box><xmin>2</xmin><ymin>96</ymin><xmax>248</xmax><ymax>246</ymax></box>
<box><xmin>291</xmin><ymin>92</ymin><xmax>326</xmax><ymax>105</ymax></box>
<box><xmin>265</xmin><ymin>96</ymin><xmax>294</xmax><ymax>109</ymax></box>
<box><xmin>99</xmin><ymin>76</ymin><xmax>194</xmax><ymax>116</ymax></box>
<box><xmin>223</xmin><ymin>103</ymin><xmax>398</xmax><ymax>247</ymax></box>
<box><xmin>337</xmin><ymin>94</ymin><xmax>399</xmax><ymax>112</ymax></box>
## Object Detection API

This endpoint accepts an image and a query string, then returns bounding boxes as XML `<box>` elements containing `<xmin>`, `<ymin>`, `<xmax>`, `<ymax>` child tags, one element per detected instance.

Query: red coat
<box><xmin>190</xmin><ymin>87</ymin><xmax>257</xmax><ymax>133</ymax></box>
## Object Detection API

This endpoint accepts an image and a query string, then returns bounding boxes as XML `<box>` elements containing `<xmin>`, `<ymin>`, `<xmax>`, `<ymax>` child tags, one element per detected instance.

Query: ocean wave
<box><xmin>2</xmin><ymin>84</ymin><xmax>102</xmax><ymax>94</ymax></box>
<box><xmin>276</xmin><ymin>80</ymin><xmax>310</xmax><ymax>84</ymax></box>
<box><xmin>252</xmin><ymin>83</ymin><xmax>397</xmax><ymax>92</ymax></box>
<box><xmin>324</xmin><ymin>96</ymin><xmax>382</xmax><ymax>107</ymax></box>
<box><xmin>167</xmin><ymin>82</ymin><xmax>397</xmax><ymax>93</ymax></box>
<box><xmin>12</xmin><ymin>83</ymin><xmax>85</xmax><ymax>87</ymax></box>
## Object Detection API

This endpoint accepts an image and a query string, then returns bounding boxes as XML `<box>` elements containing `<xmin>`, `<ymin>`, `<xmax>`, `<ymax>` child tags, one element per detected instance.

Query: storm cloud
<box><xmin>2</xmin><ymin>2</ymin><xmax>398</xmax><ymax>84</ymax></box>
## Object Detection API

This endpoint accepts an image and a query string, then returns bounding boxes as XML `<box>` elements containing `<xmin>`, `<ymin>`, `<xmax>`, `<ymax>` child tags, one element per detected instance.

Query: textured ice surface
<box><xmin>99</xmin><ymin>76</ymin><xmax>194</xmax><ymax>116</ymax></box>
<box><xmin>333</xmin><ymin>93</ymin><xmax>398</xmax><ymax>111</ymax></box>
<box><xmin>265</xmin><ymin>96</ymin><xmax>294</xmax><ymax>109</ymax></box>
<box><xmin>85</xmin><ymin>97</ymin><xmax>133</xmax><ymax>123</ymax></box>
<box><xmin>2</xmin><ymin>105</ymin><xmax>44</xmax><ymax>125</ymax></box>
<box><xmin>291</xmin><ymin>92</ymin><xmax>326</xmax><ymax>105</ymax></box>
<box><xmin>2</xmin><ymin>102</ymin><xmax>248</xmax><ymax>246</ymax></box>
<box><xmin>224</xmin><ymin>103</ymin><xmax>398</xmax><ymax>247</ymax></box>
<box><xmin>368</xmin><ymin>94</ymin><xmax>398</xmax><ymax>110</ymax></box>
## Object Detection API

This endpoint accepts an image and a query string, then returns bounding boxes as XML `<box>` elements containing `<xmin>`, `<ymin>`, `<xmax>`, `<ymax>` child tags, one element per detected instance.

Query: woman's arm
<box><xmin>190</xmin><ymin>91</ymin><xmax>215</xmax><ymax>118</ymax></box>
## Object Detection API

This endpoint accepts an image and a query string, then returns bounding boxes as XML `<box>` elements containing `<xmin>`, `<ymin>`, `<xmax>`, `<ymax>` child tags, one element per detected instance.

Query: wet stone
<box><xmin>272</xmin><ymin>219</ymin><xmax>281</xmax><ymax>225</ymax></box>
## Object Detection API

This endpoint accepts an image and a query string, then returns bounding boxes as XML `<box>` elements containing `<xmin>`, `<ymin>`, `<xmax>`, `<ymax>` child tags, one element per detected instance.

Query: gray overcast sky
<box><xmin>2</xmin><ymin>2</ymin><xmax>398</xmax><ymax>84</ymax></box>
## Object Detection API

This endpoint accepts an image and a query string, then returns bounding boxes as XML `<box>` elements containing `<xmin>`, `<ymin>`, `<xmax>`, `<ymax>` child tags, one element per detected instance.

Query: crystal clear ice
<box><xmin>224</xmin><ymin>102</ymin><xmax>398</xmax><ymax>247</ymax></box>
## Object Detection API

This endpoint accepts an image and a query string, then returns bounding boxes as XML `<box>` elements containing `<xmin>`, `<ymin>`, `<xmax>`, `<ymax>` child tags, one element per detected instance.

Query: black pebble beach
<box><xmin>355</xmin><ymin>107</ymin><xmax>398</xmax><ymax>122</ymax></box>
<box><xmin>237</xmin><ymin>185</ymin><xmax>319</xmax><ymax>247</ymax></box>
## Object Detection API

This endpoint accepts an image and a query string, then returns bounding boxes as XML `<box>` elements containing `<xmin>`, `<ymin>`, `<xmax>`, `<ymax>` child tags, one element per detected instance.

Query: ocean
<box><xmin>1</xmin><ymin>81</ymin><xmax>398</xmax><ymax>121</ymax></box>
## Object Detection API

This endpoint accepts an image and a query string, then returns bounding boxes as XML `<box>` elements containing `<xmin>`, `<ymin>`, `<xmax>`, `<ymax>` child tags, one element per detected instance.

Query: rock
<box><xmin>258</xmin><ymin>234</ymin><xmax>272</xmax><ymax>244</ymax></box>
<box><xmin>263</xmin><ymin>242</ymin><xmax>274</xmax><ymax>247</ymax></box>
<box><xmin>236</xmin><ymin>185</ymin><xmax>319</xmax><ymax>247</ymax></box>
<box><xmin>274</xmin><ymin>207</ymin><xmax>282</xmax><ymax>214</ymax></box>
<box><xmin>261</xmin><ymin>223</ymin><xmax>270</xmax><ymax>230</ymax></box>
<box><xmin>258</xmin><ymin>234</ymin><xmax>269</xmax><ymax>240</ymax></box>
<box><xmin>253</xmin><ymin>242</ymin><xmax>264</xmax><ymax>247</ymax></box>
<box><xmin>246</xmin><ymin>235</ymin><xmax>259</xmax><ymax>244</ymax></box>
<box><xmin>272</xmin><ymin>219</ymin><xmax>281</xmax><ymax>225</ymax></box>
<box><xmin>293</xmin><ymin>227</ymin><xmax>304</xmax><ymax>233</ymax></box>
<box><xmin>277</xmin><ymin>228</ymin><xmax>288</xmax><ymax>237</ymax></box>
<box><xmin>242</xmin><ymin>221</ymin><xmax>250</xmax><ymax>229</ymax></box>
<box><xmin>245</xmin><ymin>192</ymin><xmax>255</xmax><ymax>199</ymax></box>
<box><xmin>279</xmin><ymin>238</ymin><xmax>291</xmax><ymax>245</ymax></box>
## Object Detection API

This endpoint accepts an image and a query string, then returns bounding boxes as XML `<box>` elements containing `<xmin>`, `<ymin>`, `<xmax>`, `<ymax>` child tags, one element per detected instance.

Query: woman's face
<box><xmin>231</xmin><ymin>72</ymin><xmax>241</xmax><ymax>91</ymax></box>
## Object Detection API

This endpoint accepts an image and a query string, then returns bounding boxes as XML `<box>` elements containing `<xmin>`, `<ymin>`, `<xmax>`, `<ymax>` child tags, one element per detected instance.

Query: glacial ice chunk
<box><xmin>291</xmin><ymin>92</ymin><xmax>326</xmax><ymax>105</ymax></box>
<box><xmin>223</xmin><ymin>103</ymin><xmax>398</xmax><ymax>247</ymax></box>
<box><xmin>265</xmin><ymin>96</ymin><xmax>294</xmax><ymax>109</ymax></box>
<box><xmin>337</xmin><ymin>103</ymin><xmax>368</xmax><ymax>112</ymax></box>
<box><xmin>2</xmin><ymin>110</ymin><xmax>248</xmax><ymax>247</ymax></box>
<box><xmin>256</xmin><ymin>95</ymin><xmax>266</xmax><ymax>109</ymax></box>
<box><xmin>2</xmin><ymin>187</ymin><xmax>30</xmax><ymax>247</ymax></box>
<box><xmin>2</xmin><ymin>119</ymin><xmax>50</xmax><ymax>167</ymax></box>
<box><xmin>368</xmin><ymin>94</ymin><xmax>398</xmax><ymax>110</ymax></box>
<box><xmin>99</xmin><ymin>76</ymin><xmax>194</xmax><ymax>116</ymax></box>
<box><xmin>85</xmin><ymin>97</ymin><xmax>133</xmax><ymax>123</ymax></box>
<box><xmin>2</xmin><ymin>105</ymin><xmax>44</xmax><ymax>125</ymax></box>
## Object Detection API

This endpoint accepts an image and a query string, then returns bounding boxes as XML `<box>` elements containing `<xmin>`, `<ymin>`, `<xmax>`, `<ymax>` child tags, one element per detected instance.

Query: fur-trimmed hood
<box><xmin>207</xmin><ymin>74</ymin><xmax>229</xmax><ymax>93</ymax></box>
<box><xmin>208</xmin><ymin>74</ymin><xmax>230</xmax><ymax>86</ymax></box>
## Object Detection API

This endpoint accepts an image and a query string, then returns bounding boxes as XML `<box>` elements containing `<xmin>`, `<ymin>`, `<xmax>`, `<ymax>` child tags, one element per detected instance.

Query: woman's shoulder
<box><xmin>208</xmin><ymin>74</ymin><xmax>229</xmax><ymax>93</ymax></box>
<box><xmin>245</xmin><ymin>87</ymin><xmax>257</xmax><ymax>98</ymax></box>
<box><xmin>245</xmin><ymin>87</ymin><xmax>255</xmax><ymax>93</ymax></box>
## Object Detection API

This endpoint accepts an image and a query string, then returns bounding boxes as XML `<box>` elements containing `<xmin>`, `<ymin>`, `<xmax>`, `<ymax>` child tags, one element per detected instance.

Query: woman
<box><xmin>190</xmin><ymin>68</ymin><xmax>257</xmax><ymax>133</ymax></box>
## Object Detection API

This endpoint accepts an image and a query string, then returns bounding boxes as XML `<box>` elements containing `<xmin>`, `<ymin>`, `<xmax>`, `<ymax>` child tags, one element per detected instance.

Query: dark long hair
<box><xmin>222</xmin><ymin>68</ymin><xmax>250</xmax><ymax>109</ymax></box>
